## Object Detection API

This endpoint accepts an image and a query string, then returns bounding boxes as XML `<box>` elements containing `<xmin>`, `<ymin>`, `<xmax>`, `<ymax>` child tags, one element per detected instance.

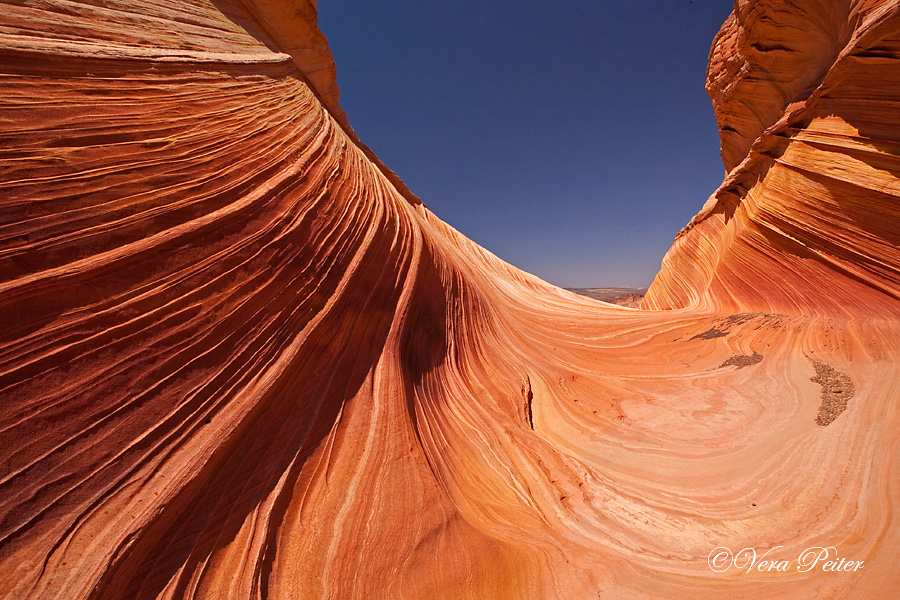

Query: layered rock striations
<box><xmin>644</xmin><ymin>0</ymin><xmax>900</xmax><ymax>317</ymax></box>
<box><xmin>1</xmin><ymin>1</ymin><xmax>899</xmax><ymax>599</ymax></box>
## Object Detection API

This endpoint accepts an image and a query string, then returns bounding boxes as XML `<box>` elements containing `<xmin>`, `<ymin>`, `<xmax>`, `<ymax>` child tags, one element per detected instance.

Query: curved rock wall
<box><xmin>645</xmin><ymin>0</ymin><xmax>900</xmax><ymax>317</ymax></box>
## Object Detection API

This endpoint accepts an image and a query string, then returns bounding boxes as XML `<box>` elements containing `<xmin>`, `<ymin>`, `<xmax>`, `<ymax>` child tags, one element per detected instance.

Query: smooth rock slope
<box><xmin>1</xmin><ymin>1</ymin><xmax>899</xmax><ymax>599</ymax></box>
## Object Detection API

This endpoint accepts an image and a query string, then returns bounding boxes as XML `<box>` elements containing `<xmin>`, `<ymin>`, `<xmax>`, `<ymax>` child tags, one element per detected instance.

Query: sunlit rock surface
<box><xmin>1</xmin><ymin>1</ymin><xmax>898</xmax><ymax>599</ymax></box>
<box><xmin>645</xmin><ymin>0</ymin><xmax>900</xmax><ymax>318</ymax></box>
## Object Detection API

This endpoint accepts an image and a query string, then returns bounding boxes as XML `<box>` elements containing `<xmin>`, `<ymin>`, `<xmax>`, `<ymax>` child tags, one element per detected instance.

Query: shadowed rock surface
<box><xmin>1</xmin><ymin>1</ymin><xmax>899</xmax><ymax>599</ymax></box>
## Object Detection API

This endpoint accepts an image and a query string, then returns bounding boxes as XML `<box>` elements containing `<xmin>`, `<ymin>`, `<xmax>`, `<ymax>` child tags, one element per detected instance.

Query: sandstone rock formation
<box><xmin>1</xmin><ymin>1</ymin><xmax>898</xmax><ymax>599</ymax></box>
<box><xmin>644</xmin><ymin>0</ymin><xmax>900</xmax><ymax>317</ymax></box>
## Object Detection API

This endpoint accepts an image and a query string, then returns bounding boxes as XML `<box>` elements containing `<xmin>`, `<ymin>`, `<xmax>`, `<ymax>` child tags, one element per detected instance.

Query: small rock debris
<box><xmin>810</xmin><ymin>360</ymin><xmax>855</xmax><ymax>426</ymax></box>
<box><xmin>691</xmin><ymin>327</ymin><xmax>729</xmax><ymax>340</ymax></box>
<box><xmin>718</xmin><ymin>351</ymin><xmax>764</xmax><ymax>369</ymax></box>
<box><xmin>691</xmin><ymin>313</ymin><xmax>788</xmax><ymax>341</ymax></box>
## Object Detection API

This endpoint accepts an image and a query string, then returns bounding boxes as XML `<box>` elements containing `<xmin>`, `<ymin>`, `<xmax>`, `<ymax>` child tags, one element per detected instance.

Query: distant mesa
<box><xmin>566</xmin><ymin>287</ymin><xmax>646</xmax><ymax>307</ymax></box>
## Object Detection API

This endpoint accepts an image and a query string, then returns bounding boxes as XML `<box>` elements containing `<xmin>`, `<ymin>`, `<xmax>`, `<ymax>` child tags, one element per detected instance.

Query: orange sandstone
<box><xmin>0</xmin><ymin>1</ymin><xmax>898</xmax><ymax>599</ymax></box>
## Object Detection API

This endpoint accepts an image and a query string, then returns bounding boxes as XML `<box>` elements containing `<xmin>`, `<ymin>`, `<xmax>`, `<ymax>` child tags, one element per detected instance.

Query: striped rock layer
<box><xmin>644</xmin><ymin>0</ymin><xmax>900</xmax><ymax>317</ymax></box>
<box><xmin>1</xmin><ymin>1</ymin><xmax>898</xmax><ymax>599</ymax></box>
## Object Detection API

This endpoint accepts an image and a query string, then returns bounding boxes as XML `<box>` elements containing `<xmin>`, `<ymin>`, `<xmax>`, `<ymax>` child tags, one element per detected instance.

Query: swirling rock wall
<box><xmin>644</xmin><ymin>0</ymin><xmax>900</xmax><ymax>317</ymax></box>
<box><xmin>1</xmin><ymin>1</ymin><xmax>899</xmax><ymax>599</ymax></box>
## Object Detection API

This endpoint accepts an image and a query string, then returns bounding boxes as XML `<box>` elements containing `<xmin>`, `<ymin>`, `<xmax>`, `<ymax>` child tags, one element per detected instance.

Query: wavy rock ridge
<box><xmin>1</xmin><ymin>1</ymin><xmax>899</xmax><ymax>599</ymax></box>
<box><xmin>645</xmin><ymin>0</ymin><xmax>900</xmax><ymax>317</ymax></box>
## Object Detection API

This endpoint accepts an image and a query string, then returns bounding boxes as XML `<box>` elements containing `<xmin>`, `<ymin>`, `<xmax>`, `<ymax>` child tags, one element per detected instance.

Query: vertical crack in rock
<box><xmin>522</xmin><ymin>375</ymin><xmax>534</xmax><ymax>430</ymax></box>
<box><xmin>810</xmin><ymin>360</ymin><xmax>855</xmax><ymax>426</ymax></box>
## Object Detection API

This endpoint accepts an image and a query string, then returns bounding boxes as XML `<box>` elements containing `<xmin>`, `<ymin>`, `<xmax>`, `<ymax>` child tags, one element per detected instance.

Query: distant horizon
<box><xmin>318</xmin><ymin>1</ymin><xmax>733</xmax><ymax>288</ymax></box>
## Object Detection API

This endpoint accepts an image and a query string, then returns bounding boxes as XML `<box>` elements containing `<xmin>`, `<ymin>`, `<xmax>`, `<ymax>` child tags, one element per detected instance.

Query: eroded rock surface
<box><xmin>644</xmin><ymin>0</ymin><xmax>900</xmax><ymax>318</ymax></box>
<box><xmin>1</xmin><ymin>2</ymin><xmax>899</xmax><ymax>599</ymax></box>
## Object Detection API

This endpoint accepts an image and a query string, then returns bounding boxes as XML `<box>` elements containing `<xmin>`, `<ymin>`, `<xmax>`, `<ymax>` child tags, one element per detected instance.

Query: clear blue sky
<box><xmin>317</xmin><ymin>1</ymin><xmax>734</xmax><ymax>288</ymax></box>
